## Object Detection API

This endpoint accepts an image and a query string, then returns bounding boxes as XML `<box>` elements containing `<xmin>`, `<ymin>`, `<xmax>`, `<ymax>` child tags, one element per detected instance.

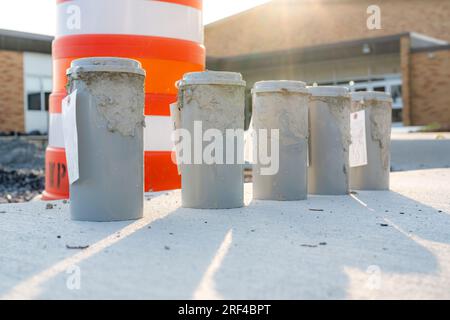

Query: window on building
<box><xmin>374</xmin><ymin>86</ymin><xmax>385</xmax><ymax>92</ymax></box>
<box><xmin>392</xmin><ymin>109</ymin><xmax>402</xmax><ymax>123</ymax></box>
<box><xmin>44</xmin><ymin>92</ymin><xmax>51</xmax><ymax>111</ymax></box>
<box><xmin>25</xmin><ymin>77</ymin><xmax>52</xmax><ymax>112</ymax></box>
<box><xmin>390</xmin><ymin>85</ymin><xmax>402</xmax><ymax>105</ymax></box>
<box><xmin>27</xmin><ymin>93</ymin><xmax>42</xmax><ymax>111</ymax></box>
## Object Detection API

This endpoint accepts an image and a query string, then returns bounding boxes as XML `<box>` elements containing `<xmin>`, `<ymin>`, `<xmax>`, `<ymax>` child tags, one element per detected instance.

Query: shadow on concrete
<box><xmin>1</xmin><ymin>187</ymin><xmax>449</xmax><ymax>299</ymax></box>
<box><xmin>28</xmin><ymin>192</ymin><xmax>450</xmax><ymax>298</ymax></box>
<box><xmin>0</xmin><ymin>190</ymin><xmax>237</xmax><ymax>299</ymax></box>
<box><xmin>211</xmin><ymin>192</ymin><xmax>450</xmax><ymax>299</ymax></box>
<box><xmin>0</xmin><ymin>199</ymin><xmax>143</xmax><ymax>298</ymax></box>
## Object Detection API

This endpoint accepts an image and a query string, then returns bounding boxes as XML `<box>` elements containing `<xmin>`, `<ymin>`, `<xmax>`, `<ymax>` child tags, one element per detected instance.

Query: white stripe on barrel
<box><xmin>56</xmin><ymin>0</ymin><xmax>203</xmax><ymax>43</ymax></box>
<box><xmin>144</xmin><ymin>116</ymin><xmax>174</xmax><ymax>151</ymax></box>
<box><xmin>49</xmin><ymin>113</ymin><xmax>174</xmax><ymax>151</ymax></box>
<box><xmin>49</xmin><ymin>113</ymin><xmax>65</xmax><ymax>148</ymax></box>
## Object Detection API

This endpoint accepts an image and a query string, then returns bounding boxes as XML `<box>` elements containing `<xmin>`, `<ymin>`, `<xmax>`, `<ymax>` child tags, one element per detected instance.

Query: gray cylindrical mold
<box><xmin>252</xmin><ymin>80</ymin><xmax>310</xmax><ymax>201</ymax></box>
<box><xmin>177</xmin><ymin>71</ymin><xmax>246</xmax><ymax>209</ymax></box>
<box><xmin>67</xmin><ymin>57</ymin><xmax>145</xmax><ymax>221</ymax></box>
<box><xmin>350</xmin><ymin>91</ymin><xmax>393</xmax><ymax>190</ymax></box>
<box><xmin>308</xmin><ymin>86</ymin><xmax>351</xmax><ymax>195</ymax></box>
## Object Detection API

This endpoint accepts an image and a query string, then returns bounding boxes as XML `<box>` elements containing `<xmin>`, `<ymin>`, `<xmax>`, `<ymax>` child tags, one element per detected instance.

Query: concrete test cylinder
<box><xmin>66</xmin><ymin>58</ymin><xmax>145</xmax><ymax>221</ymax></box>
<box><xmin>349</xmin><ymin>91</ymin><xmax>393</xmax><ymax>190</ymax></box>
<box><xmin>44</xmin><ymin>0</ymin><xmax>205</xmax><ymax>200</ymax></box>
<box><xmin>252</xmin><ymin>81</ymin><xmax>310</xmax><ymax>201</ymax></box>
<box><xmin>176</xmin><ymin>71</ymin><xmax>246</xmax><ymax>209</ymax></box>
<box><xmin>308</xmin><ymin>86</ymin><xmax>351</xmax><ymax>195</ymax></box>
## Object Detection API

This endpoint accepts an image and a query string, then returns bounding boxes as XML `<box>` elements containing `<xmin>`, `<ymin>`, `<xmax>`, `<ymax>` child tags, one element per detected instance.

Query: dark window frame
<box><xmin>27</xmin><ymin>92</ymin><xmax>42</xmax><ymax>111</ymax></box>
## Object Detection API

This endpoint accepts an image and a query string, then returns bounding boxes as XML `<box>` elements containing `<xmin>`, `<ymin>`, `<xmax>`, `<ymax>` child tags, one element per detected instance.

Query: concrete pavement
<box><xmin>1</xmin><ymin>168</ymin><xmax>450</xmax><ymax>299</ymax></box>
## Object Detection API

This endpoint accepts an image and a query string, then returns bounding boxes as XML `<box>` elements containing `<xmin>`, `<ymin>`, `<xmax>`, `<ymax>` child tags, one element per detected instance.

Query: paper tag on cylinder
<box><xmin>169</xmin><ymin>102</ymin><xmax>182</xmax><ymax>175</ymax></box>
<box><xmin>62</xmin><ymin>90</ymin><xmax>79</xmax><ymax>184</ymax></box>
<box><xmin>349</xmin><ymin>110</ymin><xmax>368</xmax><ymax>167</ymax></box>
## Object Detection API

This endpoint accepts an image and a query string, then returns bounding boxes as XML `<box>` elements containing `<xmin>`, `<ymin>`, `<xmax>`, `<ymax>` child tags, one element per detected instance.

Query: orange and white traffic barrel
<box><xmin>43</xmin><ymin>0</ymin><xmax>205</xmax><ymax>200</ymax></box>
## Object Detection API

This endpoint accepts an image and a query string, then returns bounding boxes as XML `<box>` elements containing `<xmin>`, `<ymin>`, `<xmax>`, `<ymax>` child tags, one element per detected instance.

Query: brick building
<box><xmin>205</xmin><ymin>0</ymin><xmax>450</xmax><ymax>126</ymax></box>
<box><xmin>1</xmin><ymin>1</ymin><xmax>450</xmax><ymax>132</ymax></box>
<box><xmin>0</xmin><ymin>29</ymin><xmax>52</xmax><ymax>134</ymax></box>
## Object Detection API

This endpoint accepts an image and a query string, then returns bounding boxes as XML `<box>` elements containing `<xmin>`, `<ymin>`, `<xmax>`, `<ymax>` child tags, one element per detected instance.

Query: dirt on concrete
<box><xmin>0</xmin><ymin>137</ymin><xmax>46</xmax><ymax>203</ymax></box>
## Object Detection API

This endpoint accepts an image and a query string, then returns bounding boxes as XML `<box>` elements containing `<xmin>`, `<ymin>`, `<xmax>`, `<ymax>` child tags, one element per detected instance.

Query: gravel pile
<box><xmin>0</xmin><ymin>137</ymin><xmax>45</xmax><ymax>169</ymax></box>
<box><xmin>0</xmin><ymin>137</ymin><xmax>46</xmax><ymax>203</ymax></box>
<box><xmin>0</xmin><ymin>168</ymin><xmax>45</xmax><ymax>203</ymax></box>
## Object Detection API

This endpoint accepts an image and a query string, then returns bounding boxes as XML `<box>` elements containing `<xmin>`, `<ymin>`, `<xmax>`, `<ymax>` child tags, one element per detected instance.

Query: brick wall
<box><xmin>206</xmin><ymin>0</ymin><xmax>450</xmax><ymax>57</ymax></box>
<box><xmin>410</xmin><ymin>47</ymin><xmax>450</xmax><ymax>126</ymax></box>
<box><xmin>400</xmin><ymin>35</ymin><xmax>412</xmax><ymax>126</ymax></box>
<box><xmin>0</xmin><ymin>50</ymin><xmax>24</xmax><ymax>133</ymax></box>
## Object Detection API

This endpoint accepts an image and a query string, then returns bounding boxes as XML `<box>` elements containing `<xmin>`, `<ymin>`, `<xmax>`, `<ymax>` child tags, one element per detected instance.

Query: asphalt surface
<box><xmin>391</xmin><ymin>132</ymin><xmax>450</xmax><ymax>171</ymax></box>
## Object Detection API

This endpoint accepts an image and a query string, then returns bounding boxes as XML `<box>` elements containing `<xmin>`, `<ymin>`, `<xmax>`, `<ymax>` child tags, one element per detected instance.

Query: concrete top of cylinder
<box><xmin>308</xmin><ymin>86</ymin><xmax>349</xmax><ymax>98</ymax></box>
<box><xmin>177</xmin><ymin>70</ymin><xmax>246</xmax><ymax>87</ymax></box>
<box><xmin>67</xmin><ymin>57</ymin><xmax>146</xmax><ymax>77</ymax></box>
<box><xmin>252</xmin><ymin>80</ymin><xmax>309</xmax><ymax>94</ymax></box>
<box><xmin>351</xmin><ymin>91</ymin><xmax>393</xmax><ymax>103</ymax></box>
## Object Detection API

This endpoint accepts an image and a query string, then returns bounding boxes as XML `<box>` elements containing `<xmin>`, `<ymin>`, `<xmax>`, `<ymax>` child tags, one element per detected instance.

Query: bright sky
<box><xmin>0</xmin><ymin>0</ymin><xmax>269</xmax><ymax>36</ymax></box>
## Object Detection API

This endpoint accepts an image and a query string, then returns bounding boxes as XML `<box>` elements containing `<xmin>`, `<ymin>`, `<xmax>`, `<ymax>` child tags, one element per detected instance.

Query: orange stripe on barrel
<box><xmin>53</xmin><ymin>35</ymin><xmax>205</xmax><ymax>65</ymax></box>
<box><xmin>50</xmin><ymin>91</ymin><xmax>176</xmax><ymax>116</ymax></box>
<box><xmin>155</xmin><ymin>0</ymin><xmax>202</xmax><ymax>10</ymax></box>
<box><xmin>145</xmin><ymin>93</ymin><xmax>176</xmax><ymax>116</ymax></box>
<box><xmin>56</xmin><ymin>0</ymin><xmax>202</xmax><ymax>10</ymax></box>
<box><xmin>42</xmin><ymin>147</ymin><xmax>69</xmax><ymax>200</ymax></box>
<box><xmin>49</xmin><ymin>92</ymin><xmax>65</xmax><ymax>114</ymax></box>
<box><xmin>43</xmin><ymin>148</ymin><xmax>181</xmax><ymax>197</ymax></box>
<box><xmin>53</xmin><ymin>57</ymin><xmax>203</xmax><ymax>94</ymax></box>
<box><xmin>145</xmin><ymin>151</ymin><xmax>181</xmax><ymax>192</ymax></box>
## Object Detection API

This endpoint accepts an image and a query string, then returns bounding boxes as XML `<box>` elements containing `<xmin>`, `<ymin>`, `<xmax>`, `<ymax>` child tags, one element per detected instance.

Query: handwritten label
<box><xmin>349</xmin><ymin>110</ymin><xmax>368</xmax><ymax>168</ymax></box>
<box><xmin>169</xmin><ymin>102</ymin><xmax>182</xmax><ymax>175</ymax></box>
<box><xmin>62</xmin><ymin>90</ymin><xmax>79</xmax><ymax>184</ymax></box>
